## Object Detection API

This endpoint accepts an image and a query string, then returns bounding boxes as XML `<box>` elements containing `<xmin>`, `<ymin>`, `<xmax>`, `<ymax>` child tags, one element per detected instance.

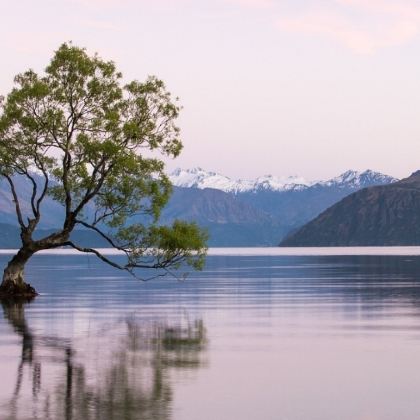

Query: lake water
<box><xmin>1</xmin><ymin>248</ymin><xmax>420</xmax><ymax>419</ymax></box>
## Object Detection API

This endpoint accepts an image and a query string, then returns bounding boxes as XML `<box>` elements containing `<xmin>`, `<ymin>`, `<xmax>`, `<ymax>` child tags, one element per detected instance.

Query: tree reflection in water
<box><xmin>1</xmin><ymin>300</ymin><xmax>207</xmax><ymax>420</ymax></box>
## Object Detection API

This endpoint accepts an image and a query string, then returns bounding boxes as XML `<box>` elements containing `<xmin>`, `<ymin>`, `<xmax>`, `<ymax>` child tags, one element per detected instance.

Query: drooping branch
<box><xmin>61</xmin><ymin>239</ymin><xmax>188</xmax><ymax>277</ymax></box>
<box><xmin>3</xmin><ymin>174</ymin><xmax>25</xmax><ymax>229</ymax></box>
<box><xmin>63</xmin><ymin>241</ymin><xmax>127</xmax><ymax>270</ymax></box>
<box><xmin>74</xmin><ymin>219</ymin><xmax>127</xmax><ymax>251</ymax></box>
<box><xmin>60</xmin><ymin>241</ymin><xmax>164</xmax><ymax>281</ymax></box>
<box><xmin>11</xmin><ymin>163</ymin><xmax>50</xmax><ymax>232</ymax></box>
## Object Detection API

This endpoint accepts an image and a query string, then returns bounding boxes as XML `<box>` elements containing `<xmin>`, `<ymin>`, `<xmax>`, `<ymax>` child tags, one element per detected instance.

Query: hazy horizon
<box><xmin>1</xmin><ymin>0</ymin><xmax>419</xmax><ymax>180</ymax></box>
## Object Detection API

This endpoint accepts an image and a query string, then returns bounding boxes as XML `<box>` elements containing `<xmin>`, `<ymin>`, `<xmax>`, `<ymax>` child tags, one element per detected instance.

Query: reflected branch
<box><xmin>0</xmin><ymin>299</ymin><xmax>207</xmax><ymax>420</ymax></box>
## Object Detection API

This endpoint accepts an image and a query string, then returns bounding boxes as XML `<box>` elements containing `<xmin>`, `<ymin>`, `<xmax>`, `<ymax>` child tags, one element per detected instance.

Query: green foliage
<box><xmin>151</xmin><ymin>221</ymin><xmax>209</xmax><ymax>270</ymax></box>
<box><xmin>117</xmin><ymin>220</ymin><xmax>209</xmax><ymax>272</ymax></box>
<box><xmin>0</xmin><ymin>42</ymin><xmax>207</xmax><ymax>274</ymax></box>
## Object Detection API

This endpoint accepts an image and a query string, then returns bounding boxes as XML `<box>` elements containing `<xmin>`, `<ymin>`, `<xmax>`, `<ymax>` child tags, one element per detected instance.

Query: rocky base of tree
<box><xmin>0</xmin><ymin>282</ymin><xmax>38</xmax><ymax>299</ymax></box>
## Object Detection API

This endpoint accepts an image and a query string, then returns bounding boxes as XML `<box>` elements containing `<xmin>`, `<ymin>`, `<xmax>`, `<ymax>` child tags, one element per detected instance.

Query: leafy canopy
<box><xmin>0</xmin><ymin>43</ymin><xmax>207</xmax><ymax>275</ymax></box>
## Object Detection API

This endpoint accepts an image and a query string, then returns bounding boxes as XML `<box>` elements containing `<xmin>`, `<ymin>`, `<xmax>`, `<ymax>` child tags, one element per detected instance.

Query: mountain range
<box><xmin>280</xmin><ymin>170</ymin><xmax>420</xmax><ymax>247</ymax></box>
<box><xmin>163</xmin><ymin>168</ymin><xmax>397</xmax><ymax>246</ymax></box>
<box><xmin>0</xmin><ymin>167</ymin><xmax>398</xmax><ymax>247</ymax></box>
<box><xmin>169</xmin><ymin>167</ymin><xmax>395</xmax><ymax>193</ymax></box>
<box><xmin>168</xmin><ymin>167</ymin><xmax>312</xmax><ymax>193</ymax></box>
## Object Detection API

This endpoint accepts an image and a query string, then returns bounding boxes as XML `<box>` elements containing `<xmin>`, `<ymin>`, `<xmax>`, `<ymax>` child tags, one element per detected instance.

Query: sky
<box><xmin>1</xmin><ymin>0</ymin><xmax>420</xmax><ymax>181</ymax></box>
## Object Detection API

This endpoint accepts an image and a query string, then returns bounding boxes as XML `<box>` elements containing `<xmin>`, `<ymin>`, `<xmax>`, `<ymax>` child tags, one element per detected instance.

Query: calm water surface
<box><xmin>1</xmin><ymin>249</ymin><xmax>420</xmax><ymax>419</ymax></box>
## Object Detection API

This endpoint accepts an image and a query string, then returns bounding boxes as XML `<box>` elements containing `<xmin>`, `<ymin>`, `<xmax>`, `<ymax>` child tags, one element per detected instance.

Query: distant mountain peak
<box><xmin>168</xmin><ymin>167</ymin><xmax>248</xmax><ymax>192</ymax></box>
<box><xmin>279</xmin><ymin>169</ymin><xmax>420</xmax><ymax>247</ymax></box>
<box><xmin>409</xmin><ymin>170</ymin><xmax>420</xmax><ymax>178</ymax></box>
<box><xmin>315</xmin><ymin>169</ymin><xmax>397</xmax><ymax>189</ymax></box>
<box><xmin>169</xmin><ymin>167</ymin><xmax>397</xmax><ymax>193</ymax></box>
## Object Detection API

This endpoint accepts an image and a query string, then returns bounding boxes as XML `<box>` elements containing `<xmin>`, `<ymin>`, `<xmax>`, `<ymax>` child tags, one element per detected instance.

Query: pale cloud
<box><xmin>278</xmin><ymin>10</ymin><xmax>418</xmax><ymax>54</ymax></box>
<box><xmin>225</xmin><ymin>0</ymin><xmax>274</xmax><ymax>8</ymax></box>
<box><xmin>69</xmin><ymin>0</ymin><xmax>192</xmax><ymax>6</ymax></box>
<box><xmin>67</xmin><ymin>0</ymin><xmax>130</xmax><ymax>6</ymax></box>
<box><xmin>335</xmin><ymin>0</ymin><xmax>420</xmax><ymax>19</ymax></box>
<box><xmin>226</xmin><ymin>0</ymin><xmax>420</xmax><ymax>53</ymax></box>
<box><xmin>276</xmin><ymin>0</ymin><xmax>420</xmax><ymax>54</ymax></box>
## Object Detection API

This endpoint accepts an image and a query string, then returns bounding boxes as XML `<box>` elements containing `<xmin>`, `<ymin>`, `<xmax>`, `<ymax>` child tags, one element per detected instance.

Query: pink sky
<box><xmin>0</xmin><ymin>0</ymin><xmax>419</xmax><ymax>179</ymax></box>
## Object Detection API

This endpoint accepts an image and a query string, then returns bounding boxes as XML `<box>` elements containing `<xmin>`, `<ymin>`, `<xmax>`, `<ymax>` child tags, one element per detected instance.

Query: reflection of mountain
<box><xmin>0</xmin><ymin>300</ymin><xmax>207</xmax><ymax>420</ymax></box>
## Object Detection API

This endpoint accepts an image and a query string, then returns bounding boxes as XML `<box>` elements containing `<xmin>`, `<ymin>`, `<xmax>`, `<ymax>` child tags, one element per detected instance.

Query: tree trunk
<box><xmin>0</xmin><ymin>247</ymin><xmax>38</xmax><ymax>298</ymax></box>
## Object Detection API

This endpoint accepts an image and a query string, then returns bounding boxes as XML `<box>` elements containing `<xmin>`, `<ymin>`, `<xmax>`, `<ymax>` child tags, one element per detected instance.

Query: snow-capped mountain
<box><xmin>251</xmin><ymin>174</ymin><xmax>311</xmax><ymax>192</ymax></box>
<box><xmin>316</xmin><ymin>169</ymin><xmax>397</xmax><ymax>189</ymax></box>
<box><xmin>168</xmin><ymin>168</ymin><xmax>252</xmax><ymax>192</ymax></box>
<box><xmin>169</xmin><ymin>167</ymin><xmax>312</xmax><ymax>193</ymax></box>
<box><xmin>169</xmin><ymin>167</ymin><xmax>397</xmax><ymax>193</ymax></box>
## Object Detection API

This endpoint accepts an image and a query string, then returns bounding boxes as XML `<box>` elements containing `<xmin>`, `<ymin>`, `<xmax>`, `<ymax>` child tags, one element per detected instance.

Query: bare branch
<box><xmin>63</xmin><ymin>241</ymin><xmax>126</xmax><ymax>270</ymax></box>
<box><xmin>74</xmin><ymin>219</ymin><xmax>127</xmax><ymax>252</ymax></box>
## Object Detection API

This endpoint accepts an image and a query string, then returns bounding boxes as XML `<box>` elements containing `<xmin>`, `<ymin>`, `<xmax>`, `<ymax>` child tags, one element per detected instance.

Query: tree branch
<box><xmin>33</xmin><ymin>153</ymin><xmax>50</xmax><ymax>216</ymax></box>
<box><xmin>74</xmin><ymin>219</ymin><xmax>127</xmax><ymax>252</ymax></box>
<box><xmin>21</xmin><ymin>170</ymin><xmax>38</xmax><ymax>219</ymax></box>
<box><xmin>62</xmin><ymin>239</ymin><xmax>178</xmax><ymax>273</ymax></box>
<box><xmin>3</xmin><ymin>174</ymin><xmax>26</xmax><ymax>229</ymax></box>
<box><xmin>72</xmin><ymin>161</ymin><xmax>112</xmax><ymax>218</ymax></box>
<box><xmin>62</xmin><ymin>241</ymin><xmax>128</xmax><ymax>271</ymax></box>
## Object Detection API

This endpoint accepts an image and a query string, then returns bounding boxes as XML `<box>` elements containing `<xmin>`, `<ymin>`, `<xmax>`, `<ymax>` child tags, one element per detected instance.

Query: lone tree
<box><xmin>0</xmin><ymin>43</ymin><xmax>207</xmax><ymax>298</ymax></box>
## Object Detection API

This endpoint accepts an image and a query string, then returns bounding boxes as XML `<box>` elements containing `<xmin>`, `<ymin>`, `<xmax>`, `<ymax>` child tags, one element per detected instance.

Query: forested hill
<box><xmin>280</xmin><ymin>170</ymin><xmax>420</xmax><ymax>247</ymax></box>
